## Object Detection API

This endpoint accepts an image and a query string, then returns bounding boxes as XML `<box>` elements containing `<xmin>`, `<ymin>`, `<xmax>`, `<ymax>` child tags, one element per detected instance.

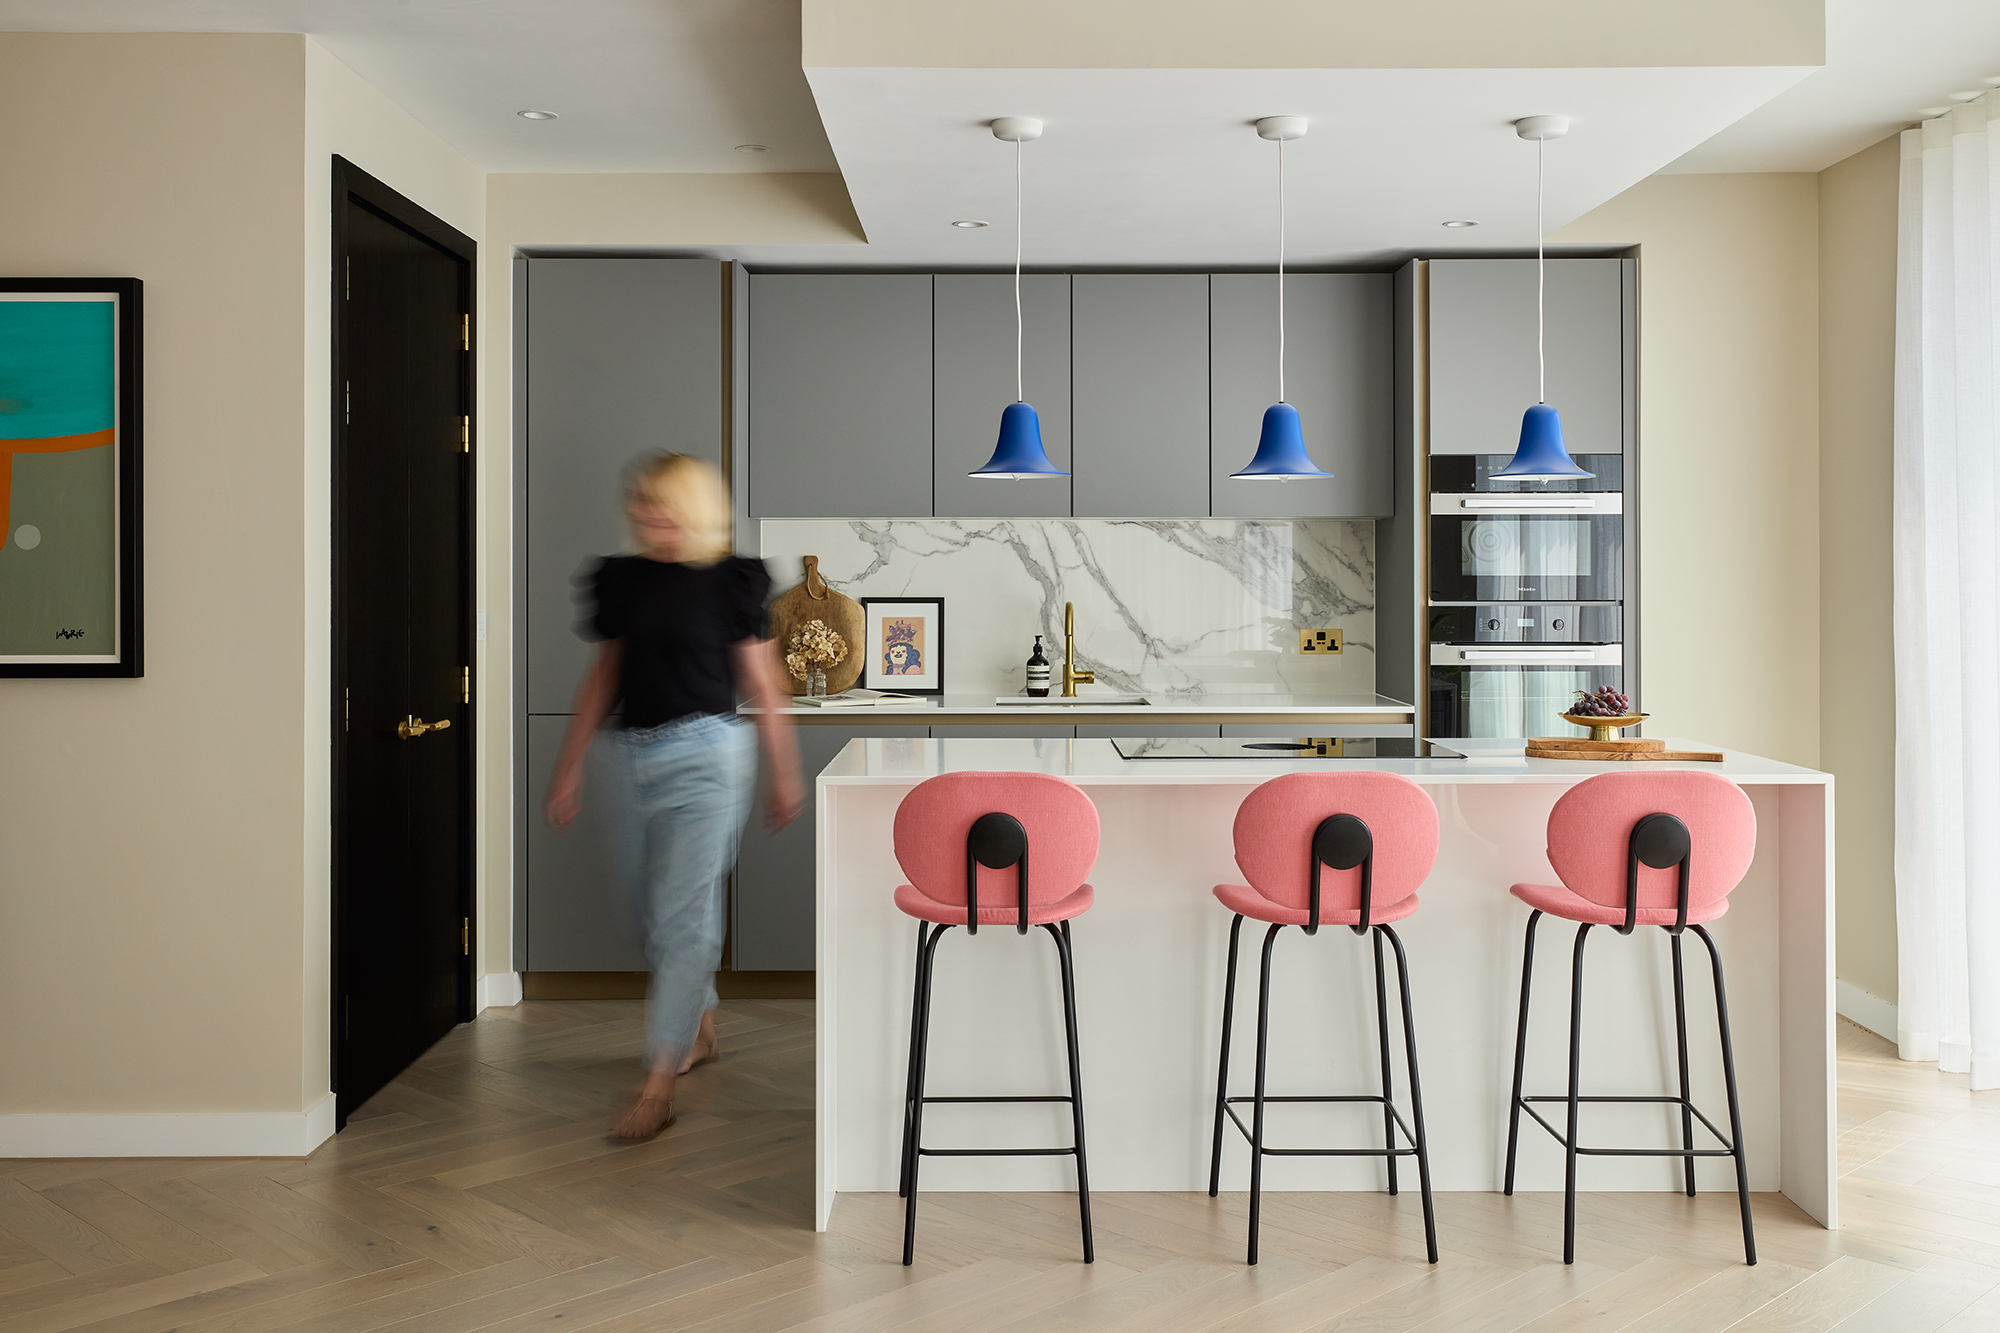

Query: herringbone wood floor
<box><xmin>3</xmin><ymin>1004</ymin><xmax>1997</xmax><ymax>1331</ymax></box>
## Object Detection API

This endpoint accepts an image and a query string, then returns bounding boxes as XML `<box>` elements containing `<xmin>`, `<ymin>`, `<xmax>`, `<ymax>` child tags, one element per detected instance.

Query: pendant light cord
<box><xmin>1277</xmin><ymin>134</ymin><xmax>1287</xmax><ymax>403</ymax></box>
<box><xmin>1536</xmin><ymin>135</ymin><xmax>1546</xmax><ymax>405</ymax></box>
<box><xmin>1014</xmin><ymin>135</ymin><xmax>1025</xmax><ymax>403</ymax></box>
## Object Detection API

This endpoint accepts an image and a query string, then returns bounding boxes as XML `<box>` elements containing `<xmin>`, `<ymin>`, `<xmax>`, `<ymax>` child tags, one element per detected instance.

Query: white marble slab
<box><xmin>759</xmin><ymin>518</ymin><xmax>1373</xmax><ymax>698</ymax></box>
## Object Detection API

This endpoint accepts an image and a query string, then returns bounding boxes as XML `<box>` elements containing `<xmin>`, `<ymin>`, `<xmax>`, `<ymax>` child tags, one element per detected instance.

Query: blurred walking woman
<box><xmin>545</xmin><ymin>453</ymin><xmax>802</xmax><ymax>1140</ymax></box>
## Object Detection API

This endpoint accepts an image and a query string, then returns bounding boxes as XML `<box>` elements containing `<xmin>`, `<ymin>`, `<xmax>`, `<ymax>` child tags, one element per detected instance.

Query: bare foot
<box><xmin>610</xmin><ymin>1066</ymin><xmax>678</xmax><ymax>1140</ymax></box>
<box><xmin>678</xmin><ymin>1011</ymin><xmax>721</xmax><ymax>1075</ymax></box>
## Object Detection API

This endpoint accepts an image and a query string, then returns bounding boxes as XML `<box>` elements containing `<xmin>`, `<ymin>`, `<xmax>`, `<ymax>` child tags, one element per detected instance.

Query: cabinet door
<box><xmin>1210</xmin><ymin>274</ymin><xmax>1392</xmax><ymax>518</ymax></box>
<box><xmin>525</xmin><ymin>715</ymin><xmax>647</xmax><ymax>971</ymax></box>
<box><xmin>525</xmin><ymin>258</ymin><xmax>721</xmax><ymax>714</ymax></box>
<box><xmin>749</xmin><ymin>275</ymin><xmax>933</xmax><ymax>517</ymax></box>
<box><xmin>1071</xmin><ymin>275</ymin><xmax>1211</xmax><ymax>517</ymax></box>
<box><xmin>733</xmin><ymin>724</ymin><xmax>929</xmax><ymax>970</ymax></box>
<box><xmin>1427</xmin><ymin>258</ymin><xmax>1626</xmax><ymax>456</ymax></box>
<box><xmin>933</xmin><ymin>274</ymin><xmax>1072</xmax><ymax>518</ymax></box>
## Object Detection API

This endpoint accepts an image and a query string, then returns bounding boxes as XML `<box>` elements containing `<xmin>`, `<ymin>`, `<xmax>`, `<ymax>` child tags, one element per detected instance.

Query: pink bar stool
<box><xmin>891</xmin><ymin>771</ymin><xmax>1099</xmax><ymax>1267</ymax></box>
<box><xmin>1503</xmin><ymin>770</ymin><xmax>1758</xmax><ymax>1267</ymax></box>
<box><xmin>1208</xmin><ymin>771</ymin><xmax>1441</xmax><ymax>1266</ymax></box>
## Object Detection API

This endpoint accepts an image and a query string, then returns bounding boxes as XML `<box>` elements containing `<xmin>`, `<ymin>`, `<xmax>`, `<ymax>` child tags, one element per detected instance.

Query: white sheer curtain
<box><xmin>1895</xmin><ymin>94</ymin><xmax>2000</xmax><ymax>1086</ymax></box>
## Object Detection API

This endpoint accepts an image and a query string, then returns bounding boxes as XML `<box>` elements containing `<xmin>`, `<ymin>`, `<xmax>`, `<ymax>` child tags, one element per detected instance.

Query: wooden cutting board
<box><xmin>1528</xmin><ymin>736</ymin><xmax>1665</xmax><ymax>753</ymax></box>
<box><xmin>1526</xmin><ymin>741</ymin><xmax>1723</xmax><ymax>762</ymax></box>
<box><xmin>767</xmin><ymin>556</ymin><xmax>865</xmax><ymax>696</ymax></box>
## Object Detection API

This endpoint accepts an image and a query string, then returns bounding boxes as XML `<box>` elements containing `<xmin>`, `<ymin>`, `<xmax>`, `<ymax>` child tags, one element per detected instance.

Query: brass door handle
<box><xmin>398</xmin><ymin>715</ymin><xmax>452</xmax><ymax>740</ymax></box>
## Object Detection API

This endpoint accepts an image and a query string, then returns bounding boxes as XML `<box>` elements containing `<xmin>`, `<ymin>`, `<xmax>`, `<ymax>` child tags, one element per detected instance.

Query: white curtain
<box><xmin>1895</xmin><ymin>94</ymin><xmax>2000</xmax><ymax>1086</ymax></box>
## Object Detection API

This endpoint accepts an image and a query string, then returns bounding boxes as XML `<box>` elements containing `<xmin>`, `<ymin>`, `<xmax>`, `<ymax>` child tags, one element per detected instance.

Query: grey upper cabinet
<box><xmin>1427</xmin><ymin>258</ymin><xmax>1627</xmax><ymax>456</ymax></box>
<box><xmin>1071</xmin><ymin>275</ymin><xmax>1211</xmax><ymax>517</ymax></box>
<box><xmin>1209</xmin><ymin>273</ymin><xmax>1393</xmax><ymax>518</ymax></box>
<box><xmin>748</xmin><ymin>274</ymin><xmax>934</xmax><ymax>517</ymax></box>
<box><xmin>525</xmin><ymin>258</ymin><xmax>722</xmax><ymax>714</ymax></box>
<box><xmin>933</xmin><ymin>274</ymin><xmax>1072</xmax><ymax>518</ymax></box>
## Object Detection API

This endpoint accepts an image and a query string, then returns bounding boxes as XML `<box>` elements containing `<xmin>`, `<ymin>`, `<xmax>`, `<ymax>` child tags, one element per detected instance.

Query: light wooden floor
<box><xmin>4</xmin><ymin>1004</ymin><xmax>1998</xmax><ymax>1332</ymax></box>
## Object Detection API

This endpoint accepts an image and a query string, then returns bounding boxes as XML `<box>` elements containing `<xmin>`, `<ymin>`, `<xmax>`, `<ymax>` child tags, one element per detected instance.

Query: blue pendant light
<box><xmin>1233</xmin><ymin>115</ymin><xmax>1333</xmax><ymax>481</ymax></box>
<box><xmin>1491</xmin><ymin>115</ymin><xmax>1593</xmax><ymax>481</ymax></box>
<box><xmin>970</xmin><ymin>116</ymin><xmax>1067</xmax><ymax>480</ymax></box>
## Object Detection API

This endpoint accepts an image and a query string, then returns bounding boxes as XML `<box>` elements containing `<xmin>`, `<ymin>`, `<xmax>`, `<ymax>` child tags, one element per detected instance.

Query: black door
<box><xmin>332</xmin><ymin>158</ymin><xmax>475</xmax><ymax>1126</ymax></box>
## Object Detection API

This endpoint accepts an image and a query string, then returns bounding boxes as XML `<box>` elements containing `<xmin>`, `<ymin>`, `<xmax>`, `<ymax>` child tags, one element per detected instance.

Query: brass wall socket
<box><xmin>1299</xmin><ymin>628</ymin><xmax>1344</xmax><ymax>655</ymax></box>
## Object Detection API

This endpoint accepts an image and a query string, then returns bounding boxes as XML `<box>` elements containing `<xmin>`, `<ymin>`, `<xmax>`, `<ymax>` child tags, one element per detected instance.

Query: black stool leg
<box><xmin>1694</xmin><ymin>925</ymin><xmax>1757</xmax><ymax>1265</ymax></box>
<box><xmin>1383</xmin><ymin>925</ymin><xmax>1439</xmax><ymax>1264</ymax></box>
<box><xmin>1209</xmin><ymin>914</ymin><xmax>1245</xmax><ymax>1198</ymax></box>
<box><xmin>1670</xmin><ymin>929</ymin><xmax>1697</xmax><ymax>1198</ymax></box>
<box><xmin>1563</xmin><ymin>923</ymin><xmax>1592</xmax><ymax>1265</ymax></box>
<box><xmin>899</xmin><ymin>921</ymin><xmax>930</xmax><ymax>1199</ymax></box>
<box><xmin>1504</xmin><ymin>910</ymin><xmax>1543</xmax><ymax>1196</ymax></box>
<box><xmin>1372</xmin><ymin>926</ymin><xmax>1399</xmax><ymax>1196</ymax></box>
<box><xmin>902</xmin><ymin>924</ymin><xmax>947</xmax><ymax>1266</ymax></box>
<box><xmin>1049</xmin><ymin>921</ymin><xmax>1094</xmax><ymax>1264</ymax></box>
<box><xmin>1247</xmin><ymin>923</ymin><xmax>1283</xmax><ymax>1265</ymax></box>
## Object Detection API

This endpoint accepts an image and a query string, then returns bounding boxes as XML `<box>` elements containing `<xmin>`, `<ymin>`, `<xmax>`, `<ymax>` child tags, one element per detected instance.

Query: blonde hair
<box><xmin>624</xmin><ymin>452</ymin><xmax>731</xmax><ymax>565</ymax></box>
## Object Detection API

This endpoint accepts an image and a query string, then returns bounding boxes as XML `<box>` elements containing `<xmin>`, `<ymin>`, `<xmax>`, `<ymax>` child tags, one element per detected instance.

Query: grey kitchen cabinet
<box><xmin>933</xmin><ymin>274</ymin><xmax>1073</xmax><ymax>518</ymax></box>
<box><xmin>734</xmin><ymin>723</ymin><xmax>928</xmax><ymax>970</ymax></box>
<box><xmin>1427</xmin><ymin>258</ymin><xmax>1628</xmax><ymax>456</ymax></box>
<box><xmin>1071</xmin><ymin>275</ymin><xmax>1212</xmax><ymax>517</ymax></box>
<box><xmin>525</xmin><ymin>715</ymin><xmax>646</xmax><ymax>971</ymax></box>
<box><xmin>930</xmin><ymin>725</ymin><xmax>1076</xmax><ymax>738</ymax></box>
<box><xmin>1220</xmin><ymin>723</ymin><xmax>1415</xmax><ymax>739</ymax></box>
<box><xmin>524</xmin><ymin>258</ymin><xmax>722</xmax><ymax>714</ymax></box>
<box><xmin>1209</xmin><ymin>274</ymin><xmax>1393</xmax><ymax>518</ymax></box>
<box><xmin>1077</xmin><ymin>724</ymin><xmax>1220</xmax><ymax>738</ymax></box>
<box><xmin>748</xmin><ymin>274</ymin><xmax>934</xmax><ymax>517</ymax></box>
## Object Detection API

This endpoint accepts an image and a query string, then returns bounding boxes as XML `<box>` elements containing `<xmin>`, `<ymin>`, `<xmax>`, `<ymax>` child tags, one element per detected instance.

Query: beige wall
<box><xmin>1555</xmin><ymin>174</ymin><xmax>1824</xmax><ymax>770</ymax></box>
<box><xmin>1816</xmin><ymin>135</ymin><xmax>1900</xmax><ymax>1005</ymax></box>
<box><xmin>0</xmin><ymin>34</ymin><xmax>310</xmax><ymax>1112</ymax></box>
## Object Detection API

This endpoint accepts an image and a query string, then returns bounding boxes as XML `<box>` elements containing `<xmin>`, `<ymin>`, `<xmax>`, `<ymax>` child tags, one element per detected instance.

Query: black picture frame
<box><xmin>0</xmin><ymin>277</ymin><xmax>143</xmax><ymax>678</ymax></box>
<box><xmin>860</xmin><ymin>596</ymin><xmax>945</xmax><ymax>695</ymax></box>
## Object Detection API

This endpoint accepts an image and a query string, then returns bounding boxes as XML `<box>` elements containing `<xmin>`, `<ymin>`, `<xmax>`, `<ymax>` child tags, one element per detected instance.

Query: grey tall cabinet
<box><xmin>517</xmin><ymin>257</ymin><xmax>723</xmax><ymax>972</ymax></box>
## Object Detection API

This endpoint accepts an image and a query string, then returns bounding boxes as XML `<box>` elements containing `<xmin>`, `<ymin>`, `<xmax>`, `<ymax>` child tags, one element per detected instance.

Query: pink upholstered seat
<box><xmin>1214</xmin><ymin>772</ymin><xmax>1440</xmax><ymax>927</ymax></box>
<box><xmin>893</xmin><ymin>771</ymin><xmax>1099</xmax><ymax>927</ymax></box>
<box><xmin>1509</xmin><ymin>771</ymin><xmax>1757</xmax><ymax>926</ymax></box>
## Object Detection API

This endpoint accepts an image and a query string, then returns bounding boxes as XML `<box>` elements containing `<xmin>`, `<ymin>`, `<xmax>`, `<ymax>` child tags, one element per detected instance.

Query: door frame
<box><xmin>329</xmin><ymin>156</ymin><xmax>478</xmax><ymax>1115</ymax></box>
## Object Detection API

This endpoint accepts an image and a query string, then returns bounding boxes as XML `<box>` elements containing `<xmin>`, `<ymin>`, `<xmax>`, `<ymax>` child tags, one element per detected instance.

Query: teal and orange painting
<box><xmin>0</xmin><ymin>296</ymin><xmax>117</xmax><ymax>659</ymax></box>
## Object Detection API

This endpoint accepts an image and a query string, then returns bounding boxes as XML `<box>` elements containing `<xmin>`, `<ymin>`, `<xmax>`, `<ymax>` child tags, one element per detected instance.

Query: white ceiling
<box><xmin>0</xmin><ymin>0</ymin><xmax>838</xmax><ymax>173</ymax></box>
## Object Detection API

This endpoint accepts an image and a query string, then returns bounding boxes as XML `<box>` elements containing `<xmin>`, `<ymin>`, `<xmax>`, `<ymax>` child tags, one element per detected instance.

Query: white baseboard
<box><xmin>1837</xmin><ymin>979</ymin><xmax>1899</xmax><ymax>1044</ymax></box>
<box><xmin>478</xmin><ymin>971</ymin><xmax>523</xmax><ymax>1010</ymax></box>
<box><xmin>0</xmin><ymin>1092</ymin><xmax>336</xmax><ymax>1159</ymax></box>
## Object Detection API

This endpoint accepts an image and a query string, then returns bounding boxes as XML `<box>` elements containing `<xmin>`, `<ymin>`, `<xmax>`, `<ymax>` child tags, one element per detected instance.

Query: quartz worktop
<box><xmin>743</xmin><ymin>690</ymin><xmax>1415</xmax><ymax>725</ymax></box>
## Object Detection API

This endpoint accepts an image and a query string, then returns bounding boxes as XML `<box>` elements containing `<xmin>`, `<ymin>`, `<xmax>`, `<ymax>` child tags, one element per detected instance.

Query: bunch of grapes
<box><xmin>1569</xmin><ymin>686</ymin><xmax>1633</xmax><ymax>718</ymax></box>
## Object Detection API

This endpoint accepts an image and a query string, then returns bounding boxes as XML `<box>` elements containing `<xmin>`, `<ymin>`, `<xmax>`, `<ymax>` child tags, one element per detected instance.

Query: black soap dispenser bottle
<box><xmin>1026</xmin><ymin>635</ymin><xmax>1051</xmax><ymax>697</ymax></box>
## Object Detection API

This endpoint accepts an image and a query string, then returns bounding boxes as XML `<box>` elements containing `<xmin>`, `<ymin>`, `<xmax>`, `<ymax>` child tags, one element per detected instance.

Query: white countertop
<box><xmin>819</xmin><ymin>735</ymin><xmax>1831</xmax><ymax>785</ymax></box>
<box><xmin>745</xmin><ymin>690</ymin><xmax>1415</xmax><ymax>721</ymax></box>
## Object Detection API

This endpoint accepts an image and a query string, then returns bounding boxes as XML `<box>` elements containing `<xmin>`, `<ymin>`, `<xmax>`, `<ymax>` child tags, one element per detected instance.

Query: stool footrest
<box><xmin>1517</xmin><ymin>1095</ymin><xmax>1737</xmax><ymax>1155</ymax></box>
<box><xmin>1223</xmin><ymin>1098</ymin><xmax>1420</xmax><ymax>1154</ymax></box>
<box><xmin>917</xmin><ymin>1095</ymin><xmax>1074</xmax><ymax>1105</ymax></box>
<box><xmin>919</xmin><ymin>1147</ymin><xmax>1078</xmax><ymax>1157</ymax></box>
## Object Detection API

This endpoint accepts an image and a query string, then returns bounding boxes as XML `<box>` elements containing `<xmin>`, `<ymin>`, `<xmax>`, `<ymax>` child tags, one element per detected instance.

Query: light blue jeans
<box><xmin>599</xmin><ymin>713</ymin><xmax>758</xmax><ymax>1072</ymax></box>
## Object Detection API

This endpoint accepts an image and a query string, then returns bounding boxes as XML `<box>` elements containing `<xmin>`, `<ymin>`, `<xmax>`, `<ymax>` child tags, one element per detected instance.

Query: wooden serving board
<box><xmin>1528</xmin><ymin>736</ymin><xmax>1665</xmax><ymax>753</ymax></box>
<box><xmin>1526</xmin><ymin>742</ymin><xmax>1723</xmax><ymax>763</ymax></box>
<box><xmin>767</xmin><ymin>556</ymin><xmax>865</xmax><ymax>696</ymax></box>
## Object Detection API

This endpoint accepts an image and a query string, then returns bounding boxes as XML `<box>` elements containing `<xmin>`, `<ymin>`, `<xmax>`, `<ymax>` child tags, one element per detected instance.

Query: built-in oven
<box><xmin>1428</xmin><ymin>642</ymin><xmax>1624</xmax><ymax>739</ymax></box>
<box><xmin>1428</xmin><ymin>496</ymin><xmax>1623</xmax><ymax>604</ymax></box>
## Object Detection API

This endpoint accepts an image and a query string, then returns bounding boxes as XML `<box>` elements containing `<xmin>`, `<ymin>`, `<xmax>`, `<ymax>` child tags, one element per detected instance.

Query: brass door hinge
<box><xmin>343</xmin><ymin>687</ymin><xmax>349</xmax><ymax>731</ymax></box>
<box><xmin>460</xmin><ymin>416</ymin><xmax>469</xmax><ymax>452</ymax></box>
<box><xmin>344</xmin><ymin>256</ymin><xmax>350</xmax><ymax>300</ymax></box>
<box><xmin>462</xmin><ymin>917</ymin><xmax>471</xmax><ymax>956</ymax></box>
<box><xmin>461</xmin><ymin>666</ymin><xmax>470</xmax><ymax>703</ymax></box>
<box><xmin>461</xmin><ymin>314</ymin><xmax>470</xmax><ymax>350</ymax></box>
<box><xmin>344</xmin><ymin>381</ymin><xmax>350</xmax><ymax>425</ymax></box>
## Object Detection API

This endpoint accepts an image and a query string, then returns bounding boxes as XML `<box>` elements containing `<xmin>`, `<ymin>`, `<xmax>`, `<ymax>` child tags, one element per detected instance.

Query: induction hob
<box><xmin>1110</xmin><ymin>736</ymin><xmax>1468</xmax><ymax>761</ymax></box>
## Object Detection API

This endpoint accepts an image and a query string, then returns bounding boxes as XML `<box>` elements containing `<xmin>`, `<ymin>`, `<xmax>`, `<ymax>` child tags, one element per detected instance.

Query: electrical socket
<box><xmin>1298</xmin><ymin>628</ymin><xmax>1343</xmax><ymax>655</ymax></box>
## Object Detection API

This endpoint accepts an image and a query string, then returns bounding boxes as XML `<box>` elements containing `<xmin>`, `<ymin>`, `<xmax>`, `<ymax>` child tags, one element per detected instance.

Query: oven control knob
<box><xmin>1552</xmin><ymin>618</ymin><xmax>1566</xmax><ymax>631</ymax></box>
<box><xmin>1485</xmin><ymin>618</ymin><xmax>1499</xmax><ymax>631</ymax></box>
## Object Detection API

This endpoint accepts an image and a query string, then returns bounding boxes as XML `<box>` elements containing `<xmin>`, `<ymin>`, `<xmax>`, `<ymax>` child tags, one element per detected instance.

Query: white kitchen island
<box><xmin>813</xmin><ymin>736</ymin><xmax>1834</xmax><ymax>1235</ymax></box>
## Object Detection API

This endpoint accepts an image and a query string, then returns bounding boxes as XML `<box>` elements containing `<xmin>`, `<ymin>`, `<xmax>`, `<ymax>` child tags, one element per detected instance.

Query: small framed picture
<box><xmin>860</xmin><ymin>597</ymin><xmax>944</xmax><ymax>695</ymax></box>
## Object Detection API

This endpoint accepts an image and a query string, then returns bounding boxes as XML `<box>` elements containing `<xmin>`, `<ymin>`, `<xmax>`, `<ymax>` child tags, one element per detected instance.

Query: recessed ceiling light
<box><xmin>1920</xmin><ymin>106</ymin><xmax>1953</xmax><ymax>117</ymax></box>
<box><xmin>1442</xmin><ymin>220</ymin><xmax>1479</xmax><ymax>228</ymax></box>
<box><xmin>517</xmin><ymin>109</ymin><xmax>558</xmax><ymax>121</ymax></box>
<box><xmin>1949</xmin><ymin>90</ymin><xmax>1985</xmax><ymax>102</ymax></box>
<box><xmin>951</xmin><ymin>220</ymin><xmax>989</xmax><ymax>229</ymax></box>
<box><xmin>734</xmin><ymin>143</ymin><xmax>770</xmax><ymax>153</ymax></box>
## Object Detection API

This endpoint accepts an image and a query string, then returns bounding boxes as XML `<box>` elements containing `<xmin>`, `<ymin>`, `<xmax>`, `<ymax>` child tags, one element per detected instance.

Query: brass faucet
<box><xmin>1061</xmin><ymin>601</ymin><xmax>1094</xmax><ymax>697</ymax></box>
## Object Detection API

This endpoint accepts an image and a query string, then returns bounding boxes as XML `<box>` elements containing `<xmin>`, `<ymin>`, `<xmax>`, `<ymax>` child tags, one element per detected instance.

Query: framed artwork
<box><xmin>860</xmin><ymin>597</ymin><xmax>944</xmax><ymax>695</ymax></box>
<box><xmin>0</xmin><ymin>278</ymin><xmax>143</xmax><ymax>677</ymax></box>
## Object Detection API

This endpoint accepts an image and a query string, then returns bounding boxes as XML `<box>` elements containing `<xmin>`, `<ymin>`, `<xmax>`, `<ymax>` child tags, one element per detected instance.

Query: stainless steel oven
<box><xmin>1428</xmin><ymin>643</ymin><xmax>1624</xmax><ymax>739</ymax></box>
<box><xmin>1428</xmin><ymin>495</ymin><xmax>1623</xmax><ymax>604</ymax></box>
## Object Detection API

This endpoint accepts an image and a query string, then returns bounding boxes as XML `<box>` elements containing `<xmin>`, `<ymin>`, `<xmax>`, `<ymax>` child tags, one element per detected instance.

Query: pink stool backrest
<box><xmin>894</xmin><ymin>772</ymin><xmax>1100</xmax><ymax>930</ymax></box>
<box><xmin>1232</xmin><ymin>772</ymin><xmax>1440</xmax><ymax>930</ymax></box>
<box><xmin>1545</xmin><ymin>771</ymin><xmax>1757</xmax><ymax>925</ymax></box>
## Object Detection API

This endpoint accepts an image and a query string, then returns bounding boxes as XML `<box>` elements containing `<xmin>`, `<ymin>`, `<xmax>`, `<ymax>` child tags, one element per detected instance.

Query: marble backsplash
<box><xmin>757</xmin><ymin>519</ymin><xmax>1375</xmax><ymax>698</ymax></box>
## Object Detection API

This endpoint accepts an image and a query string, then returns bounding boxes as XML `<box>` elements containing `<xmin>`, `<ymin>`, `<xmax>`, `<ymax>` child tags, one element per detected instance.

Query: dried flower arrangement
<box><xmin>784</xmin><ymin>618</ymin><xmax>849</xmax><ymax>680</ymax></box>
